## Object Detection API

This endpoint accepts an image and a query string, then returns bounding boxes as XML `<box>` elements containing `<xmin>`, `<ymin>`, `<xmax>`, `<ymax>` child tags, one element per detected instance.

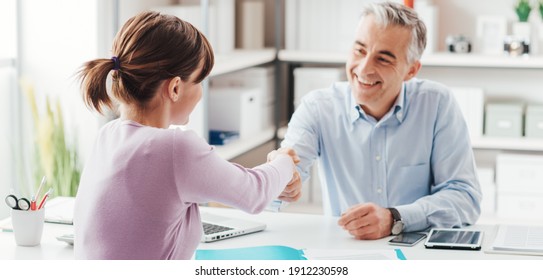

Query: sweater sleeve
<box><xmin>172</xmin><ymin>129</ymin><xmax>294</xmax><ymax>214</ymax></box>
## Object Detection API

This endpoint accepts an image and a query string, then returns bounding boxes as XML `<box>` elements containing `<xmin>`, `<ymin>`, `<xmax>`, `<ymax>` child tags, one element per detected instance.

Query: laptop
<box><xmin>200</xmin><ymin>211</ymin><xmax>266</xmax><ymax>243</ymax></box>
<box><xmin>45</xmin><ymin>197</ymin><xmax>265</xmax><ymax>243</ymax></box>
<box><xmin>54</xmin><ymin>212</ymin><xmax>266</xmax><ymax>245</ymax></box>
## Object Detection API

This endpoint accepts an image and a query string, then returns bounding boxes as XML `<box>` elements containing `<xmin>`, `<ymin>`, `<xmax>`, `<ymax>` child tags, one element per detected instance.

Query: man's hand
<box><xmin>337</xmin><ymin>203</ymin><xmax>393</xmax><ymax>240</ymax></box>
<box><xmin>267</xmin><ymin>147</ymin><xmax>302</xmax><ymax>202</ymax></box>
<box><xmin>278</xmin><ymin>171</ymin><xmax>301</xmax><ymax>202</ymax></box>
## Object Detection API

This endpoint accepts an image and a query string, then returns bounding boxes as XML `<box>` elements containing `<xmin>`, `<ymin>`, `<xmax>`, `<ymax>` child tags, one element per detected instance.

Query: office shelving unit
<box><xmin>202</xmin><ymin>1</ymin><xmax>279</xmax><ymax>160</ymax></box>
<box><xmin>421</xmin><ymin>53</ymin><xmax>543</xmax><ymax>69</ymax></box>
<box><xmin>280</xmin><ymin>50</ymin><xmax>543</xmax><ymax>68</ymax></box>
<box><xmin>279</xmin><ymin>50</ymin><xmax>348</xmax><ymax>64</ymax></box>
<box><xmin>215</xmin><ymin>127</ymin><xmax>276</xmax><ymax>159</ymax></box>
<box><xmin>115</xmin><ymin>0</ymin><xmax>280</xmax><ymax>161</ymax></box>
<box><xmin>211</xmin><ymin>48</ymin><xmax>276</xmax><ymax>77</ymax></box>
<box><xmin>472</xmin><ymin>138</ymin><xmax>543</xmax><ymax>152</ymax></box>
<box><xmin>209</xmin><ymin>48</ymin><xmax>277</xmax><ymax>160</ymax></box>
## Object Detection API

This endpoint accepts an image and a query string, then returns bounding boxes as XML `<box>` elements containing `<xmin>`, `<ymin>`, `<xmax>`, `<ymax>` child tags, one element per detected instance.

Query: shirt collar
<box><xmin>394</xmin><ymin>83</ymin><xmax>406</xmax><ymax>123</ymax></box>
<box><xmin>349</xmin><ymin>82</ymin><xmax>407</xmax><ymax>125</ymax></box>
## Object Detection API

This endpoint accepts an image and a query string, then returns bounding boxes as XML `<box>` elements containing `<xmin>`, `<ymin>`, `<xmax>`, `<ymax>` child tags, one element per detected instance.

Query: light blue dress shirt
<box><xmin>281</xmin><ymin>78</ymin><xmax>482</xmax><ymax>232</ymax></box>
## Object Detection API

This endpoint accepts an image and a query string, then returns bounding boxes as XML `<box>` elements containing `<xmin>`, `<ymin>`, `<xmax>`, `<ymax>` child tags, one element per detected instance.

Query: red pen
<box><xmin>31</xmin><ymin>176</ymin><xmax>47</xmax><ymax>211</ymax></box>
<box><xmin>38</xmin><ymin>189</ymin><xmax>51</xmax><ymax>210</ymax></box>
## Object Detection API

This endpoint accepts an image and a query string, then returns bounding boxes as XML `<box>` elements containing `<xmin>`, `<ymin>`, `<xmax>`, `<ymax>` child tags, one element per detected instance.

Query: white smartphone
<box><xmin>388</xmin><ymin>232</ymin><xmax>427</xmax><ymax>247</ymax></box>
<box><xmin>56</xmin><ymin>233</ymin><xmax>74</xmax><ymax>246</ymax></box>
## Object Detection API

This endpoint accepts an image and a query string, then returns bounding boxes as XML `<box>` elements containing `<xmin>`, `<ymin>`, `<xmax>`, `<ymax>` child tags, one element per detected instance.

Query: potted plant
<box><xmin>515</xmin><ymin>0</ymin><xmax>532</xmax><ymax>22</ymax></box>
<box><xmin>20</xmin><ymin>81</ymin><xmax>82</xmax><ymax>198</ymax></box>
<box><xmin>539</xmin><ymin>0</ymin><xmax>543</xmax><ymax>19</ymax></box>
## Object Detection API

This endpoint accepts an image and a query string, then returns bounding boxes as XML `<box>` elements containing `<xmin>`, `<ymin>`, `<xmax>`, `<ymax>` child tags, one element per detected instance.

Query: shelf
<box><xmin>278</xmin><ymin>50</ymin><xmax>347</xmax><ymax>64</ymax></box>
<box><xmin>211</xmin><ymin>48</ymin><xmax>277</xmax><ymax>77</ymax></box>
<box><xmin>421</xmin><ymin>53</ymin><xmax>543</xmax><ymax>69</ymax></box>
<box><xmin>214</xmin><ymin>128</ymin><xmax>276</xmax><ymax>160</ymax></box>
<box><xmin>280</xmin><ymin>128</ymin><xmax>543</xmax><ymax>151</ymax></box>
<box><xmin>472</xmin><ymin>137</ymin><xmax>543</xmax><ymax>151</ymax></box>
<box><xmin>278</xmin><ymin>50</ymin><xmax>543</xmax><ymax>69</ymax></box>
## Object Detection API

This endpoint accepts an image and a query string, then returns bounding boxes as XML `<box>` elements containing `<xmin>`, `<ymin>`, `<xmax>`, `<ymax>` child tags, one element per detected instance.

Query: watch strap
<box><xmin>388</xmin><ymin>207</ymin><xmax>403</xmax><ymax>235</ymax></box>
<box><xmin>388</xmin><ymin>207</ymin><xmax>401</xmax><ymax>222</ymax></box>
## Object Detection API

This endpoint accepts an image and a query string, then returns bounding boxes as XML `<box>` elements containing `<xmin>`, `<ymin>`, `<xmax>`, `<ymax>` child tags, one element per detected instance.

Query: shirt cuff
<box><xmin>395</xmin><ymin>203</ymin><xmax>428</xmax><ymax>232</ymax></box>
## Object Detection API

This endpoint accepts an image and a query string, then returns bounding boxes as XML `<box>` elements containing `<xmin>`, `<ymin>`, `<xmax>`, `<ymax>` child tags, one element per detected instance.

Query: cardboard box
<box><xmin>497</xmin><ymin>194</ymin><xmax>543</xmax><ymax>219</ymax></box>
<box><xmin>237</xmin><ymin>0</ymin><xmax>264</xmax><ymax>49</ymax></box>
<box><xmin>525</xmin><ymin>105</ymin><xmax>543</xmax><ymax>138</ymax></box>
<box><xmin>485</xmin><ymin>103</ymin><xmax>523</xmax><ymax>138</ymax></box>
<box><xmin>210</xmin><ymin>67</ymin><xmax>274</xmax><ymax>130</ymax></box>
<box><xmin>208</xmin><ymin>87</ymin><xmax>262</xmax><ymax>139</ymax></box>
<box><xmin>478</xmin><ymin>167</ymin><xmax>496</xmax><ymax>214</ymax></box>
<box><xmin>496</xmin><ymin>153</ymin><xmax>543</xmax><ymax>194</ymax></box>
<box><xmin>450</xmin><ymin>87</ymin><xmax>484</xmax><ymax>140</ymax></box>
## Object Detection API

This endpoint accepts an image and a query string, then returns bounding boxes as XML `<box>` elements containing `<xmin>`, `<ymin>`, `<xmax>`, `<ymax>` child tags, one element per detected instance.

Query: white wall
<box><xmin>18</xmin><ymin>0</ymin><xmax>112</xmax><ymax>189</ymax></box>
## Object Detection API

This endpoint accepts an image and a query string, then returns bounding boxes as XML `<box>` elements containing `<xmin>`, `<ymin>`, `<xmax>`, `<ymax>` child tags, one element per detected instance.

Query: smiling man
<box><xmin>281</xmin><ymin>1</ymin><xmax>481</xmax><ymax>240</ymax></box>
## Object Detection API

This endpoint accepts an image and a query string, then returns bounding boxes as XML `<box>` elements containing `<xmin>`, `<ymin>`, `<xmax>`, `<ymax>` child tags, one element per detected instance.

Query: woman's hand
<box><xmin>267</xmin><ymin>147</ymin><xmax>300</xmax><ymax>164</ymax></box>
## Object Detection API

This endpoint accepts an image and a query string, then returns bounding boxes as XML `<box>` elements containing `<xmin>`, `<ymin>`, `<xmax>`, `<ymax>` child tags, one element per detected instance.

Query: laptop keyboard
<box><xmin>202</xmin><ymin>222</ymin><xmax>233</xmax><ymax>235</ymax></box>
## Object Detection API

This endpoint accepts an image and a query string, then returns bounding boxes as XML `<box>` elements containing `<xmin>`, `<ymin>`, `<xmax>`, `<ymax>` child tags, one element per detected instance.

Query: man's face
<box><xmin>346</xmin><ymin>15</ymin><xmax>420</xmax><ymax>118</ymax></box>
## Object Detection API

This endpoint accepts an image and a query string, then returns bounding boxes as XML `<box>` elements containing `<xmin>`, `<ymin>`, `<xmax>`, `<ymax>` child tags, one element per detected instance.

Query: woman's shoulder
<box><xmin>170</xmin><ymin>127</ymin><xmax>212</xmax><ymax>152</ymax></box>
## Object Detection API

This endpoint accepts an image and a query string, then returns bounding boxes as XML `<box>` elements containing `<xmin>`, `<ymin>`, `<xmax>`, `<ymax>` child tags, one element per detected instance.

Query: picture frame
<box><xmin>476</xmin><ymin>16</ymin><xmax>507</xmax><ymax>55</ymax></box>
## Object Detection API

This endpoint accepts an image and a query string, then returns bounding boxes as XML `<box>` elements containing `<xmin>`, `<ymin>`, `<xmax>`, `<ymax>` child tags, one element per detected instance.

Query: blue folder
<box><xmin>195</xmin><ymin>245</ymin><xmax>406</xmax><ymax>260</ymax></box>
<box><xmin>195</xmin><ymin>245</ymin><xmax>307</xmax><ymax>260</ymax></box>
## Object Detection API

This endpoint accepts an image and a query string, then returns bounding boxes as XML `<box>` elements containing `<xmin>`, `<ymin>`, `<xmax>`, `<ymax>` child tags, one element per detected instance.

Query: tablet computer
<box><xmin>424</xmin><ymin>228</ymin><xmax>483</xmax><ymax>250</ymax></box>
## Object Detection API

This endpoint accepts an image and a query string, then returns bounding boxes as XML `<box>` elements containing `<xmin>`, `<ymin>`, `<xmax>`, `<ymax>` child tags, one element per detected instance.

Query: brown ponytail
<box><xmin>78</xmin><ymin>59</ymin><xmax>116</xmax><ymax>114</ymax></box>
<box><xmin>78</xmin><ymin>11</ymin><xmax>214</xmax><ymax>115</ymax></box>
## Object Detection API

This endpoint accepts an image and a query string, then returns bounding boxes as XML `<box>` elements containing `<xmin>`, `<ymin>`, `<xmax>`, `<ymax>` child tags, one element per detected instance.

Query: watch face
<box><xmin>392</xmin><ymin>221</ymin><xmax>404</xmax><ymax>235</ymax></box>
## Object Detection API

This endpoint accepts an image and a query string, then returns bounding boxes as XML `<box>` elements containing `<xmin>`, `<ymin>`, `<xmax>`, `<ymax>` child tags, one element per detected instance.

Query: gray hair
<box><xmin>360</xmin><ymin>1</ymin><xmax>427</xmax><ymax>63</ymax></box>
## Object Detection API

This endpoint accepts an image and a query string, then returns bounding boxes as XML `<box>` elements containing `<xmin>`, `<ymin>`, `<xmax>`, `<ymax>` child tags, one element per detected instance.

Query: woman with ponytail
<box><xmin>74</xmin><ymin>11</ymin><xmax>300</xmax><ymax>260</ymax></box>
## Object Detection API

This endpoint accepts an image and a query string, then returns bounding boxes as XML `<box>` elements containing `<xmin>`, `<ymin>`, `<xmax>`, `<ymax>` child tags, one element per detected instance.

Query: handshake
<box><xmin>267</xmin><ymin>147</ymin><xmax>302</xmax><ymax>202</ymax></box>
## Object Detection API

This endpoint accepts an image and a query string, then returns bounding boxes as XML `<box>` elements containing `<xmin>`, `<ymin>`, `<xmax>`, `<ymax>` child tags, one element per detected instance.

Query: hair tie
<box><xmin>111</xmin><ymin>56</ymin><xmax>121</xmax><ymax>70</ymax></box>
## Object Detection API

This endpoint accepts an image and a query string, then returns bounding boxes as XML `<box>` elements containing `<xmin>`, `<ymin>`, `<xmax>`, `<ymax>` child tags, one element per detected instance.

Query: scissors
<box><xmin>5</xmin><ymin>195</ymin><xmax>31</xmax><ymax>211</ymax></box>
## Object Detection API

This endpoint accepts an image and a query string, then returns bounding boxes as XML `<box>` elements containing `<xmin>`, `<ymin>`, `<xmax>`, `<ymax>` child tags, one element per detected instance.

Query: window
<box><xmin>0</xmin><ymin>0</ymin><xmax>17</xmax><ymax>218</ymax></box>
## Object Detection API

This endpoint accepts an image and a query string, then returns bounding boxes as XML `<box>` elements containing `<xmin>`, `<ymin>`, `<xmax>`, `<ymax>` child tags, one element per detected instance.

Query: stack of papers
<box><xmin>490</xmin><ymin>225</ymin><xmax>543</xmax><ymax>256</ymax></box>
<box><xmin>0</xmin><ymin>218</ymin><xmax>12</xmax><ymax>232</ymax></box>
<box><xmin>195</xmin><ymin>245</ymin><xmax>406</xmax><ymax>260</ymax></box>
<box><xmin>44</xmin><ymin>196</ymin><xmax>75</xmax><ymax>224</ymax></box>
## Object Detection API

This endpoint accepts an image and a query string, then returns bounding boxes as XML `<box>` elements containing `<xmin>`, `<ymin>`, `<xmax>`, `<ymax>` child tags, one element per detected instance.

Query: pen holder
<box><xmin>11</xmin><ymin>208</ymin><xmax>45</xmax><ymax>246</ymax></box>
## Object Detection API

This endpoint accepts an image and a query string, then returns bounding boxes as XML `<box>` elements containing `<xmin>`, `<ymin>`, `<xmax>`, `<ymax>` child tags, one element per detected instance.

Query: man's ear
<box><xmin>404</xmin><ymin>60</ymin><xmax>421</xmax><ymax>81</ymax></box>
<box><xmin>167</xmin><ymin>77</ymin><xmax>182</xmax><ymax>102</ymax></box>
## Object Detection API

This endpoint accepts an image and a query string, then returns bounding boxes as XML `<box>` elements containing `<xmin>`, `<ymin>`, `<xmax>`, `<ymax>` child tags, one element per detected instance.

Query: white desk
<box><xmin>0</xmin><ymin>207</ymin><xmax>539</xmax><ymax>260</ymax></box>
<box><xmin>0</xmin><ymin>221</ymin><xmax>73</xmax><ymax>260</ymax></box>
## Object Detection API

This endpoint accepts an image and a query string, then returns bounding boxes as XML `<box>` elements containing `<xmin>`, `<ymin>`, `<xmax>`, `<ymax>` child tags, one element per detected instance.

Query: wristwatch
<box><xmin>388</xmin><ymin>207</ymin><xmax>404</xmax><ymax>235</ymax></box>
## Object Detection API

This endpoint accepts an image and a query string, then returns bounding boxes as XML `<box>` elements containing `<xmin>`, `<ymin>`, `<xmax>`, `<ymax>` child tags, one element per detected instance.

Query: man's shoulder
<box><xmin>406</xmin><ymin>78</ymin><xmax>450</xmax><ymax>95</ymax></box>
<box><xmin>405</xmin><ymin>78</ymin><xmax>454</xmax><ymax>104</ymax></box>
<box><xmin>303</xmin><ymin>81</ymin><xmax>350</xmax><ymax>103</ymax></box>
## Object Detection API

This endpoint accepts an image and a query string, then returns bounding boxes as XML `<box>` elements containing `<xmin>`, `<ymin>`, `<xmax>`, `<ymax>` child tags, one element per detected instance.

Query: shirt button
<box><xmin>375</xmin><ymin>155</ymin><xmax>381</xmax><ymax>161</ymax></box>
<box><xmin>377</xmin><ymin>188</ymin><xmax>382</xmax><ymax>194</ymax></box>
